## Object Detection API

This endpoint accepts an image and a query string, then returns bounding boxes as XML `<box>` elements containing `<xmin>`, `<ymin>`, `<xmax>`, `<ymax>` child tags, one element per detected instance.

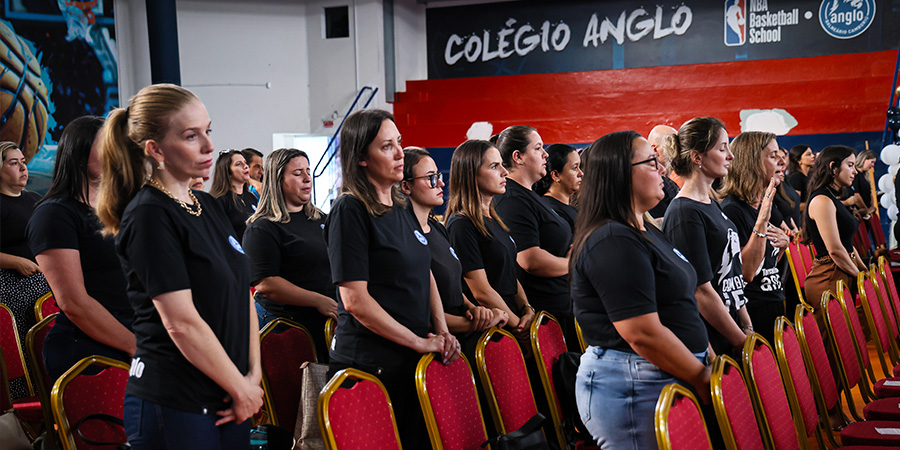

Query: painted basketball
<box><xmin>0</xmin><ymin>21</ymin><xmax>50</xmax><ymax>163</ymax></box>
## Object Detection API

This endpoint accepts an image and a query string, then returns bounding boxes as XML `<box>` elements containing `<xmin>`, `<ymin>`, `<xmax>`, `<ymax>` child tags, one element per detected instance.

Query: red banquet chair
<box><xmin>529</xmin><ymin>311</ymin><xmax>568</xmax><ymax>450</ymax></box>
<box><xmin>34</xmin><ymin>291</ymin><xmax>59</xmax><ymax>322</ymax></box>
<box><xmin>0</xmin><ymin>303</ymin><xmax>43</xmax><ymax>437</ymax></box>
<box><xmin>318</xmin><ymin>368</ymin><xmax>402</xmax><ymax>450</ymax></box>
<box><xmin>785</xmin><ymin>238</ymin><xmax>814</xmax><ymax>310</ymax></box>
<box><xmin>325</xmin><ymin>317</ymin><xmax>337</xmax><ymax>353</ymax></box>
<box><xmin>475</xmin><ymin>327</ymin><xmax>543</xmax><ymax>437</ymax></box>
<box><xmin>742</xmin><ymin>334</ymin><xmax>805</xmax><ymax>450</ymax></box>
<box><xmin>259</xmin><ymin>317</ymin><xmax>318</xmax><ymax>428</ymax></box>
<box><xmin>877</xmin><ymin>256</ymin><xmax>900</xmax><ymax>337</ymax></box>
<box><xmin>51</xmin><ymin>355</ymin><xmax>129</xmax><ymax>450</ymax></box>
<box><xmin>654</xmin><ymin>383</ymin><xmax>714</xmax><ymax>450</ymax></box>
<box><xmin>710</xmin><ymin>354</ymin><xmax>767</xmax><ymax>450</ymax></box>
<box><xmin>415</xmin><ymin>352</ymin><xmax>490</xmax><ymax>450</ymax></box>
<box><xmin>861</xmin><ymin>270</ymin><xmax>900</xmax><ymax>372</ymax></box>
<box><xmin>26</xmin><ymin>313</ymin><xmax>59</xmax><ymax>446</ymax></box>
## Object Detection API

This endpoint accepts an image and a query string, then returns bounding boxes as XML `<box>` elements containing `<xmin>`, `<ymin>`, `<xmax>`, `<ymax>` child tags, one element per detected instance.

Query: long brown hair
<box><xmin>445</xmin><ymin>140</ymin><xmax>507</xmax><ymax>237</ymax></box>
<box><xmin>96</xmin><ymin>84</ymin><xmax>199</xmax><ymax>235</ymax></box>
<box><xmin>338</xmin><ymin>109</ymin><xmax>406</xmax><ymax>216</ymax></box>
<box><xmin>721</xmin><ymin>131</ymin><xmax>776</xmax><ymax>205</ymax></box>
<box><xmin>209</xmin><ymin>150</ymin><xmax>250</xmax><ymax>205</ymax></box>
<box><xmin>248</xmin><ymin>148</ymin><xmax>321</xmax><ymax>224</ymax></box>
<box><xmin>570</xmin><ymin>131</ymin><xmax>642</xmax><ymax>270</ymax></box>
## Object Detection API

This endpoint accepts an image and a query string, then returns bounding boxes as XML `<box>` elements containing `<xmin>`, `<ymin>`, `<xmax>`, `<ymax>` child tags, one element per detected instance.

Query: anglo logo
<box><xmin>818</xmin><ymin>0</ymin><xmax>875</xmax><ymax>40</ymax></box>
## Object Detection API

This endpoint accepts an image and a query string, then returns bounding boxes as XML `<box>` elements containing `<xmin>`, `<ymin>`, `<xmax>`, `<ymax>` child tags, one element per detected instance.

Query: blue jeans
<box><xmin>124</xmin><ymin>394</ymin><xmax>250</xmax><ymax>450</ymax></box>
<box><xmin>575</xmin><ymin>347</ymin><xmax>708</xmax><ymax>450</ymax></box>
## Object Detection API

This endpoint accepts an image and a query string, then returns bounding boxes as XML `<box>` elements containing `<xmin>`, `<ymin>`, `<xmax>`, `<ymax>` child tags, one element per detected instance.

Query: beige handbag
<box><xmin>293</xmin><ymin>362</ymin><xmax>328</xmax><ymax>450</ymax></box>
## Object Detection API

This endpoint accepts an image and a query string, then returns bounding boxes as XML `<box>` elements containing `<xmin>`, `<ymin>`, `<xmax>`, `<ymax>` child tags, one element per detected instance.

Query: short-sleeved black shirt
<box><xmin>243</xmin><ymin>212</ymin><xmax>335</xmax><ymax>317</ymax></box>
<box><xmin>721</xmin><ymin>196</ymin><xmax>785</xmax><ymax>305</ymax></box>
<box><xmin>116</xmin><ymin>187</ymin><xmax>250</xmax><ymax>414</ymax></box>
<box><xmin>572</xmin><ymin>222</ymin><xmax>707</xmax><ymax>353</ymax></box>
<box><xmin>416</xmin><ymin>214</ymin><xmax>466</xmax><ymax>316</ymax></box>
<box><xmin>773</xmin><ymin>184</ymin><xmax>802</xmax><ymax>229</ymax></box>
<box><xmin>787</xmin><ymin>172</ymin><xmax>809</xmax><ymax>202</ymax></box>
<box><xmin>217</xmin><ymin>189</ymin><xmax>258</xmax><ymax>242</ymax></box>
<box><xmin>493</xmin><ymin>179</ymin><xmax>572</xmax><ymax>310</ymax></box>
<box><xmin>806</xmin><ymin>187</ymin><xmax>858</xmax><ymax>256</ymax></box>
<box><xmin>27</xmin><ymin>197</ymin><xmax>131</xmax><ymax>318</ymax></box>
<box><xmin>541</xmin><ymin>196</ymin><xmax>577</xmax><ymax>234</ymax></box>
<box><xmin>648</xmin><ymin>175</ymin><xmax>681</xmax><ymax>219</ymax></box>
<box><xmin>2</xmin><ymin>191</ymin><xmax>42</xmax><ymax>260</ymax></box>
<box><xmin>663</xmin><ymin>197</ymin><xmax>748</xmax><ymax>313</ymax></box>
<box><xmin>446</xmin><ymin>213</ymin><xmax>519</xmax><ymax>311</ymax></box>
<box><xmin>325</xmin><ymin>196</ymin><xmax>432</xmax><ymax>369</ymax></box>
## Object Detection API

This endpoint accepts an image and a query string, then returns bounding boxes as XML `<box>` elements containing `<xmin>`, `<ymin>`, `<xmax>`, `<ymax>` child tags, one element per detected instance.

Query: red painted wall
<box><xmin>392</xmin><ymin>50</ymin><xmax>897</xmax><ymax>147</ymax></box>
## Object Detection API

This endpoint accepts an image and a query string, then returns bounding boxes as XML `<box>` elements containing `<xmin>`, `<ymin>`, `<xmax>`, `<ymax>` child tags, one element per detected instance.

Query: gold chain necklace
<box><xmin>148</xmin><ymin>178</ymin><xmax>202</xmax><ymax>217</ymax></box>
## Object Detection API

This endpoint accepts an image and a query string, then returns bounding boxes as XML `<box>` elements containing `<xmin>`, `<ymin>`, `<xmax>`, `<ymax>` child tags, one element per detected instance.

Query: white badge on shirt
<box><xmin>449</xmin><ymin>246</ymin><xmax>459</xmax><ymax>261</ymax></box>
<box><xmin>320</xmin><ymin>223</ymin><xmax>325</xmax><ymax>230</ymax></box>
<box><xmin>673</xmin><ymin>247</ymin><xmax>690</xmax><ymax>263</ymax></box>
<box><xmin>414</xmin><ymin>229</ymin><xmax>428</xmax><ymax>245</ymax></box>
<box><xmin>229</xmin><ymin>235</ymin><xmax>246</xmax><ymax>254</ymax></box>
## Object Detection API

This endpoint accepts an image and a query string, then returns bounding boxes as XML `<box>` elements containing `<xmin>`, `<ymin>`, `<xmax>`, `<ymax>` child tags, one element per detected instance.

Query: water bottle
<box><xmin>250</xmin><ymin>425</ymin><xmax>268</xmax><ymax>450</ymax></box>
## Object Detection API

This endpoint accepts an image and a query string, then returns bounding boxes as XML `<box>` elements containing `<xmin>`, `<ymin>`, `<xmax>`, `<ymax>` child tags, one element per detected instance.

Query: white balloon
<box><xmin>879</xmin><ymin>174</ymin><xmax>894</xmax><ymax>192</ymax></box>
<box><xmin>882</xmin><ymin>193</ymin><xmax>894</xmax><ymax>209</ymax></box>
<box><xmin>882</xmin><ymin>144</ymin><xmax>900</xmax><ymax>165</ymax></box>
<box><xmin>890</xmin><ymin>205</ymin><xmax>898</xmax><ymax>221</ymax></box>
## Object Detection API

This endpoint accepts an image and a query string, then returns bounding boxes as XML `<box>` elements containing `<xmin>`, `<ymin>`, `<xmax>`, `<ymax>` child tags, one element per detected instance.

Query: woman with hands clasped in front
<box><xmin>97</xmin><ymin>84</ymin><xmax>262</xmax><ymax>449</ymax></box>
<box><xmin>445</xmin><ymin>140</ymin><xmax>535</xmax><ymax>345</ymax></box>
<box><xmin>324</xmin><ymin>109</ymin><xmax>459</xmax><ymax>449</ymax></box>
<box><xmin>402</xmin><ymin>147</ymin><xmax>508</xmax><ymax>359</ymax></box>
<box><xmin>662</xmin><ymin>117</ymin><xmax>751</xmax><ymax>356</ymax></box>
<box><xmin>572</xmin><ymin>131</ymin><xmax>712</xmax><ymax>450</ymax></box>
<box><xmin>243</xmin><ymin>148</ymin><xmax>338</xmax><ymax>360</ymax></box>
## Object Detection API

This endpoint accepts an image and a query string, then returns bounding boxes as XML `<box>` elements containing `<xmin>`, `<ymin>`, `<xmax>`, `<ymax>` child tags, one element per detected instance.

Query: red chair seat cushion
<box><xmin>12</xmin><ymin>396</ymin><xmax>42</xmax><ymax>421</ymax></box>
<box><xmin>873</xmin><ymin>379</ymin><xmax>900</xmax><ymax>398</ymax></box>
<box><xmin>864</xmin><ymin>398</ymin><xmax>900</xmax><ymax>421</ymax></box>
<box><xmin>893</xmin><ymin>364</ymin><xmax>900</xmax><ymax>377</ymax></box>
<box><xmin>841</xmin><ymin>420</ymin><xmax>900</xmax><ymax>446</ymax></box>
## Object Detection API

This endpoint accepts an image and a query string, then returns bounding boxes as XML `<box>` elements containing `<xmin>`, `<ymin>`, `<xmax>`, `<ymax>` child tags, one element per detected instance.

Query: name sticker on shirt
<box><xmin>320</xmin><ymin>223</ymin><xmax>325</xmax><ymax>230</ymax></box>
<box><xmin>449</xmin><ymin>246</ymin><xmax>459</xmax><ymax>261</ymax></box>
<box><xmin>414</xmin><ymin>229</ymin><xmax>428</xmax><ymax>245</ymax></box>
<box><xmin>673</xmin><ymin>248</ymin><xmax>690</xmax><ymax>263</ymax></box>
<box><xmin>229</xmin><ymin>235</ymin><xmax>246</xmax><ymax>254</ymax></box>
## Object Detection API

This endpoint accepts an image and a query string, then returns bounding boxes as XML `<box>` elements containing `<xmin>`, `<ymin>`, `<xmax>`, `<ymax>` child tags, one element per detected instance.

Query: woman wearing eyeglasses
<box><xmin>243</xmin><ymin>148</ymin><xmax>337</xmax><ymax>360</ymax></box>
<box><xmin>401</xmin><ymin>147</ymin><xmax>508</xmax><ymax>359</ymax></box>
<box><xmin>493</xmin><ymin>126</ymin><xmax>576</xmax><ymax>348</ymax></box>
<box><xmin>662</xmin><ymin>117</ymin><xmax>751</xmax><ymax>357</ymax></box>
<box><xmin>210</xmin><ymin>150</ymin><xmax>258</xmax><ymax>242</ymax></box>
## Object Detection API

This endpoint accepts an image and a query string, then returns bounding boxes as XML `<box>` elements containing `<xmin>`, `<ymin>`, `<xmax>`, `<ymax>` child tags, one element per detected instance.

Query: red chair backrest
<box><xmin>853</xmin><ymin>221</ymin><xmax>872</xmax><ymax>259</ymax></box>
<box><xmin>872</xmin><ymin>272</ymin><xmax>900</xmax><ymax>340</ymax></box>
<box><xmin>714</xmin><ymin>357</ymin><xmax>766</xmax><ymax>450</ymax></box>
<box><xmin>777</xmin><ymin>322</ymin><xmax>819</xmax><ymax>438</ymax></box>
<box><xmin>826</xmin><ymin>293</ymin><xmax>864</xmax><ymax>389</ymax></box>
<box><xmin>259</xmin><ymin>319</ymin><xmax>317</xmax><ymax>428</ymax></box>
<box><xmin>533</xmin><ymin>313</ymin><xmax>567</xmax><ymax>418</ymax></box>
<box><xmin>800</xmin><ymin>244</ymin><xmax>815</xmax><ymax>274</ymax></box>
<box><xmin>54</xmin><ymin>357</ymin><xmax>129</xmax><ymax>450</ymax></box>
<box><xmin>323</xmin><ymin>371</ymin><xmax>402</xmax><ymax>450</ymax></box>
<box><xmin>657</xmin><ymin>384</ymin><xmax>714</xmax><ymax>450</ymax></box>
<box><xmin>418</xmin><ymin>354</ymin><xmax>488</xmax><ymax>450</ymax></box>
<box><xmin>859</xmin><ymin>276</ymin><xmax>892</xmax><ymax>354</ymax></box>
<box><xmin>480</xmin><ymin>329</ymin><xmax>539</xmax><ymax>432</ymax></box>
<box><xmin>878</xmin><ymin>258</ymin><xmax>900</xmax><ymax>329</ymax></box>
<box><xmin>745</xmin><ymin>338</ymin><xmax>800</xmax><ymax>450</ymax></box>
<box><xmin>797</xmin><ymin>308</ymin><xmax>839</xmax><ymax>409</ymax></box>
<box><xmin>869</xmin><ymin>215</ymin><xmax>887</xmax><ymax>248</ymax></box>
<box><xmin>0</xmin><ymin>304</ymin><xmax>30</xmax><ymax>391</ymax></box>
<box><xmin>842</xmin><ymin>287</ymin><xmax>872</xmax><ymax>373</ymax></box>
<box><xmin>787</xmin><ymin>240</ymin><xmax>809</xmax><ymax>285</ymax></box>
<box><xmin>37</xmin><ymin>294</ymin><xmax>60</xmax><ymax>321</ymax></box>
<box><xmin>0</xmin><ymin>347</ymin><xmax>11</xmax><ymax>411</ymax></box>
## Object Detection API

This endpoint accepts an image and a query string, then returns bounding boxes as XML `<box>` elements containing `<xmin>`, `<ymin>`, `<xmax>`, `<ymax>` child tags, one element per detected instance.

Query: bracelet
<box><xmin>752</xmin><ymin>229</ymin><xmax>766</xmax><ymax>238</ymax></box>
<box><xmin>520</xmin><ymin>304</ymin><xmax>535</xmax><ymax>315</ymax></box>
<box><xmin>742</xmin><ymin>325</ymin><xmax>754</xmax><ymax>332</ymax></box>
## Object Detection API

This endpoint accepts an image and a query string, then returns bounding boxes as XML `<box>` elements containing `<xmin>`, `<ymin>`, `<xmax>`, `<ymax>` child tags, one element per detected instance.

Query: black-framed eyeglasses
<box><xmin>631</xmin><ymin>156</ymin><xmax>658</xmax><ymax>170</ymax></box>
<box><xmin>405</xmin><ymin>172</ymin><xmax>443</xmax><ymax>188</ymax></box>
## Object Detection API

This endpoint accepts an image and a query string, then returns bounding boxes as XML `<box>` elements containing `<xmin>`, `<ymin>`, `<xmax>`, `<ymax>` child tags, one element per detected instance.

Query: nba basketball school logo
<box><xmin>819</xmin><ymin>0</ymin><xmax>876</xmax><ymax>39</ymax></box>
<box><xmin>724</xmin><ymin>0</ymin><xmax>746</xmax><ymax>46</ymax></box>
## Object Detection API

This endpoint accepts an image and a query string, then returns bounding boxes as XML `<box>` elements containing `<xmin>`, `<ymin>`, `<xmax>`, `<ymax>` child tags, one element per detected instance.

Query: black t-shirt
<box><xmin>493</xmin><ymin>179</ymin><xmax>572</xmax><ymax>310</ymax></box>
<box><xmin>773</xmin><ymin>184</ymin><xmax>802</xmax><ymax>229</ymax></box>
<box><xmin>2</xmin><ymin>190</ymin><xmax>42</xmax><ymax>261</ymax></box>
<box><xmin>27</xmin><ymin>197</ymin><xmax>132</xmax><ymax>319</ymax></box>
<box><xmin>572</xmin><ymin>222</ymin><xmax>707</xmax><ymax>353</ymax></box>
<box><xmin>417</xmin><ymin>214</ymin><xmax>466</xmax><ymax>316</ymax></box>
<box><xmin>243</xmin><ymin>212</ymin><xmax>335</xmax><ymax>317</ymax></box>
<box><xmin>806</xmin><ymin>187</ymin><xmax>858</xmax><ymax>256</ymax></box>
<box><xmin>841</xmin><ymin>174</ymin><xmax>873</xmax><ymax>209</ymax></box>
<box><xmin>116</xmin><ymin>187</ymin><xmax>250</xmax><ymax>414</ymax></box>
<box><xmin>649</xmin><ymin>175</ymin><xmax>681</xmax><ymax>219</ymax></box>
<box><xmin>663</xmin><ymin>197</ymin><xmax>748</xmax><ymax>313</ymax></box>
<box><xmin>446</xmin><ymin>213</ymin><xmax>519</xmax><ymax>311</ymax></box>
<box><xmin>325</xmin><ymin>195</ymin><xmax>432</xmax><ymax>369</ymax></box>
<box><xmin>217</xmin><ymin>189</ymin><xmax>258</xmax><ymax>242</ymax></box>
<box><xmin>721</xmin><ymin>196</ymin><xmax>785</xmax><ymax>305</ymax></box>
<box><xmin>541</xmin><ymin>196</ymin><xmax>577</xmax><ymax>235</ymax></box>
<box><xmin>787</xmin><ymin>172</ymin><xmax>809</xmax><ymax>202</ymax></box>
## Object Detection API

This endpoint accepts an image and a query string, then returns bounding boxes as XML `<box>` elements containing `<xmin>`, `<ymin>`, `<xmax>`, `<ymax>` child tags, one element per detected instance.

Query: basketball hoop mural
<box><xmin>0</xmin><ymin>20</ymin><xmax>50</xmax><ymax>164</ymax></box>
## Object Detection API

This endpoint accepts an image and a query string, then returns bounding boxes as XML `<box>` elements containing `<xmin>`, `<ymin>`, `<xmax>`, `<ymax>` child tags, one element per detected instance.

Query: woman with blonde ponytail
<box><xmin>98</xmin><ymin>84</ymin><xmax>262</xmax><ymax>449</ymax></box>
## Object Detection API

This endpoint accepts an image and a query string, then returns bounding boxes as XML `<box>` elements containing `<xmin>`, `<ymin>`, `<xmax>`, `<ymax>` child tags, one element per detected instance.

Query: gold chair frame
<box><xmin>318</xmin><ymin>367</ymin><xmax>402</xmax><ymax>450</ymax></box>
<box><xmin>710</xmin><ymin>354</ymin><xmax>765</xmax><ymax>450</ymax></box>
<box><xmin>654</xmin><ymin>383</ymin><xmax>714</xmax><ymax>450</ymax></box>
<box><xmin>26</xmin><ymin>312</ymin><xmax>59</xmax><ymax>448</ymax></box>
<box><xmin>1</xmin><ymin>302</ymin><xmax>34</xmax><ymax>395</ymax></box>
<box><xmin>34</xmin><ymin>291</ymin><xmax>55</xmax><ymax>322</ymax></box>
<box><xmin>258</xmin><ymin>317</ymin><xmax>318</xmax><ymax>426</ymax></box>
<box><xmin>529</xmin><ymin>311</ymin><xmax>567</xmax><ymax>450</ymax></box>
<box><xmin>475</xmin><ymin>326</ymin><xmax>541</xmax><ymax>435</ymax></box>
<box><xmin>414</xmin><ymin>352</ymin><xmax>490</xmax><ymax>450</ymax></box>
<box><xmin>50</xmin><ymin>355</ymin><xmax>130</xmax><ymax>450</ymax></box>
<box><xmin>785</xmin><ymin>238</ymin><xmax>814</xmax><ymax>311</ymax></box>
<box><xmin>742</xmin><ymin>333</ymin><xmax>805</xmax><ymax>450</ymax></box>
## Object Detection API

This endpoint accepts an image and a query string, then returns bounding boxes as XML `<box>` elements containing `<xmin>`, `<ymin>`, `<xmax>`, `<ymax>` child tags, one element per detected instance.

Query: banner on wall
<box><xmin>426</xmin><ymin>0</ymin><xmax>899</xmax><ymax>79</ymax></box>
